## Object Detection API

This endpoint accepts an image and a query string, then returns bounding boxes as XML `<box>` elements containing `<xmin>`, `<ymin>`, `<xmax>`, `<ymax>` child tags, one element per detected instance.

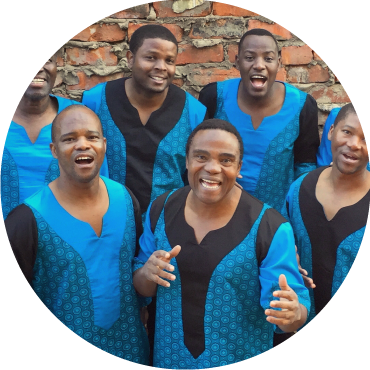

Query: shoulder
<box><xmin>52</xmin><ymin>95</ymin><xmax>81</xmax><ymax>113</ymax></box>
<box><xmin>5</xmin><ymin>203</ymin><xmax>36</xmax><ymax>227</ymax></box>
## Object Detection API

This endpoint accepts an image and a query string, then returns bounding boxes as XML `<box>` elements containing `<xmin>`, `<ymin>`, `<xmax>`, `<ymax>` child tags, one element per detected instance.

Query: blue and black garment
<box><xmin>283</xmin><ymin>166</ymin><xmax>369</xmax><ymax>325</ymax></box>
<box><xmin>5</xmin><ymin>177</ymin><xmax>149</xmax><ymax>364</ymax></box>
<box><xmin>1</xmin><ymin>95</ymin><xmax>82</xmax><ymax>219</ymax></box>
<box><xmin>199</xmin><ymin>79</ymin><xmax>319</xmax><ymax>211</ymax></box>
<box><xmin>82</xmin><ymin>78</ymin><xmax>207</xmax><ymax>218</ymax></box>
<box><xmin>136</xmin><ymin>186</ymin><xmax>310</xmax><ymax>368</ymax></box>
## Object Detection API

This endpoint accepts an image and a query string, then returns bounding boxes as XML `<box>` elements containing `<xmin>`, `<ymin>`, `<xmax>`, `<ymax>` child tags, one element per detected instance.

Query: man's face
<box><xmin>24</xmin><ymin>55</ymin><xmax>57</xmax><ymax>101</ymax></box>
<box><xmin>186</xmin><ymin>129</ymin><xmax>241</xmax><ymax>205</ymax></box>
<box><xmin>127</xmin><ymin>38</ymin><xmax>177</xmax><ymax>95</ymax></box>
<box><xmin>50</xmin><ymin>108</ymin><xmax>106</xmax><ymax>184</ymax></box>
<box><xmin>235</xmin><ymin>35</ymin><xmax>280</xmax><ymax>99</ymax></box>
<box><xmin>329</xmin><ymin>113</ymin><xmax>368</xmax><ymax>175</ymax></box>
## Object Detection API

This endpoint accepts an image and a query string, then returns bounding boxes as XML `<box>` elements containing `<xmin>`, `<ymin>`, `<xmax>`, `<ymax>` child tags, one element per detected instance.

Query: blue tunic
<box><xmin>1</xmin><ymin>95</ymin><xmax>81</xmax><ymax>219</ymax></box>
<box><xmin>82</xmin><ymin>78</ymin><xmax>207</xmax><ymax>219</ymax></box>
<box><xmin>199</xmin><ymin>79</ymin><xmax>319</xmax><ymax>211</ymax></box>
<box><xmin>283</xmin><ymin>167</ymin><xmax>369</xmax><ymax>325</ymax></box>
<box><xmin>136</xmin><ymin>187</ymin><xmax>310</xmax><ymax>368</ymax></box>
<box><xmin>6</xmin><ymin>177</ymin><xmax>149</xmax><ymax>364</ymax></box>
<box><xmin>316</xmin><ymin>107</ymin><xmax>370</xmax><ymax>170</ymax></box>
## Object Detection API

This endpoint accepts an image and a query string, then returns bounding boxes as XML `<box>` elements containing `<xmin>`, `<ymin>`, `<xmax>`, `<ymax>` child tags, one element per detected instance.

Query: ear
<box><xmin>277</xmin><ymin>54</ymin><xmax>282</xmax><ymax>69</ymax></box>
<box><xmin>328</xmin><ymin>124</ymin><xmax>334</xmax><ymax>141</ymax></box>
<box><xmin>186</xmin><ymin>156</ymin><xmax>189</xmax><ymax>170</ymax></box>
<box><xmin>237</xmin><ymin>160</ymin><xmax>242</xmax><ymax>176</ymax></box>
<box><xmin>235</xmin><ymin>53</ymin><xmax>240</xmax><ymax>71</ymax></box>
<box><xmin>126</xmin><ymin>50</ymin><xmax>134</xmax><ymax>69</ymax></box>
<box><xmin>103</xmin><ymin>137</ymin><xmax>107</xmax><ymax>154</ymax></box>
<box><xmin>50</xmin><ymin>142</ymin><xmax>58</xmax><ymax>159</ymax></box>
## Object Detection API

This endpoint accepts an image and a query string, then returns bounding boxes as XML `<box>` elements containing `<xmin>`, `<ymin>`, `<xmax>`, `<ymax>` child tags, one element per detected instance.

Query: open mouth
<box><xmin>75</xmin><ymin>156</ymin><xmax>94</xmax><ymax>165</ymax></box>
<box><xmin>200</xmin><ymin>178</ymin><xmax>221</xmax><ymax>189</ymax></box>
<box><xmin>150</xmin><ymin>76</ymin><xmax>165</xmax><ymax>83</ymax></box>
<box><xmin>30</xmin><ymin>78</ymin><xmax>46</xmax><ymax>86</ymax></box>
<box><xmin>342</xmin><ymin>153</ymin><xmax>358</xmax><ymax>162</ymax></box>
<box><xmin>250</xmin><ymin>75</ymin><xmax>267</xmax><ymax>88</ymax></box>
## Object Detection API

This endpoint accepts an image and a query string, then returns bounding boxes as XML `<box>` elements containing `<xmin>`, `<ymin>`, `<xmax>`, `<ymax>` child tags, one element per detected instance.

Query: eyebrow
<box><xmin>59</xmin><ymin>130</ymin><xmax>101</xmax><ymax>139</ymax></box>
<box><xmin>244</xmin><ymin>49</ymin><xmax>276</xmax><ymax>54</ymax></box>
<box><xmin>192</xmin><ymin>149</ymin><xmax>237</xmax><ymax>159</ymax></box>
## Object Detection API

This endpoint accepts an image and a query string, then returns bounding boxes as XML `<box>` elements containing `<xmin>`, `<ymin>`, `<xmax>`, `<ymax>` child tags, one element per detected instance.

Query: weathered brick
<box><xmin>213</xmin><ymin>3</ymin><xmax>258</xmax><ymax>16</ymax></box>
<box><xmin>309</xmin><ymin>84</ymin><xmax>350</xmax><ymax>104</ymax></box>
<box><xmin>56</xmin><ymin>55</ymin><xmax>64</xmax><ymax>67</ymax></box>
<box><xmin>66</xmin><ymin>71</ymin><xmax>124</xmax><ymax>90</ymax></box>
<box><xmin>227</xmin><ymin>44</ymin><xmax>238</xmax><ymax>63</ymax></box>
<box><xmin>128</xmin><ymin>23</ymin><xmax>183</xmax><ymax>42</ymax></box>
<box><xmin>248</xmin><ymin>20</ymin><xmax>292</xmax><ymax>39</ymax></box>
<box><xmin>276</xmin><ymin>67</ymin><xmax>287</xmax><ymax>82</ymax></box>
<box><xmin>177</xmin><ymin>44</ymin><xmax>224</xmax><ymax>65</ymax></box>
<box><xmin>281</xmin><ymin>45</ymin><xmax>312</xmax><ymax>65</ymax></box>
<box><xmin>287</xmin><ymin>65</ymin><xmax>329</xmax><ymax>83</ymax></box>
<box><xmin>153</xmin><ymin>1</ymin><xmax>212</xmax><ymax>17</ymax></box>
<box><xmin>190</xmin><ymin>19</ymin><xmax>244</xmax><ymax>39</ymax></box>
<box><xmin>110</xmin><ymin>4</ymin><xmax>150</xmax><ymax>19</ymax></box>
<box><xmin>313</xmin><ymin>51</ymin><xmax>322</xmax><ymax>61</ymax></box>
<box><xmin>172</xmin><ymin>78</ymin><xmax>184</xmax><ymax>87</ymax></box>
<box><xmin>66</xmin><ymin>46</ymin><xmax>117</xmax><ymax>66</ymax></box>
<box><xmin>54</xmin><ymin>71</ymin><xmax>63</xmax><ymax>87</ymax></box>
<box><xmin>72</xmin><ymin>24</ymin><xmax>126</xmax><ymax>42</ymax></box>
<box><xmin>188</xmin><ymin>67</ymin><xmax>240</xmax><ymax>86</ymax></box>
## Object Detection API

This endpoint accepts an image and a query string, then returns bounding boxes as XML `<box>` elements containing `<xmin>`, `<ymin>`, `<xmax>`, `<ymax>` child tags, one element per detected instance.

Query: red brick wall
<box><xmin>53</xmin><ymin>1</ymin><xmax>350</xmax><ymax>132</ymax></box>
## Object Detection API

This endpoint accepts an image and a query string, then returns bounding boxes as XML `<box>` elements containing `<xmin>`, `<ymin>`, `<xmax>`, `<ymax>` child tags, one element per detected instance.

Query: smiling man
<box><xmin>283</xmin><ymin>103</ymin><xmax>370</xmax><ymax>326</ymax></box>
<box><xmin>82</xmin><ymin>24</ymin><xmax>206</xmax><ymax>220</ymax></box>
<box><xmin>1</xmin><ymin>53</ymin><xmax>82</xmax><ymax>219</ymax></box>
<box><xmin>133</xmin><ymin>119</ymin><xmax>310</xmax><ymax>368</ymax></box>
<box><xmin>5</xmin><ymin>105</ymin><xmax>149</xmax><ymax>364</ymax></box>
<box><xmin>199</xmin><ymin>28</ymin><xmax>319</xmax><ymax>212</ymax></box>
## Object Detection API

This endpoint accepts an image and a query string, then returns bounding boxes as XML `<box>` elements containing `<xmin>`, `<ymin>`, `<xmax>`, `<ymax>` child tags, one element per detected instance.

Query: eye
<box><xmin>245</xmin><ymin>56</ymin><xmax>254</xmax><ymax>61</ymax></box>
<box><xmin>146</xmin><ymin>55</ymin><xmax>154</xmax><ymax>60</ymax></box>
<box><xmin>195</xmin><ymin>155</ymin><xmax>207</xmax><ymax>161</ymax></box>
<box><xmin>63</xmin><ymin>137</ymin><xmax>75</xmax><ymax>142</ymax></box>
<box><xmin>265</xmin><ymin>57</ymin><xmax>273</xmax><ymax>62</ymax></box>
<box><xmin>166</xmin><ymin>59</ymin><xmax>175</xmax><ymax>64</ymax></box>
<box><xmin>221</xmin><ymin>158</ymin><xmax>233</xmax><ymax>165</ymax></box>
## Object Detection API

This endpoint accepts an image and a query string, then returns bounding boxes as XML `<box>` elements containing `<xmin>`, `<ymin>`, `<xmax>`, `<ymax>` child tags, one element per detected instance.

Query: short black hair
<box><xmin>238</xmin><ymin>28</ymin><xmax>280</xmax><ymax>55</ymax></box>
<box><xmin>186</xmin><ymin>119</ymin><xmax>244</xmax><ymax>161</ymax></box>
<box><xmin>51</xmin><ymin>105</ymin><xmax>103</xmax><ymax>143</ymax></box>
<box><xmin>129</xmin><ymin>24</ymin><xmax>178</xmax><ymax>54</ymax></box>
<box><xmin>333</xmin><ymin>103</ymin><xmax>357</xmax><ymax>127</ymax></box>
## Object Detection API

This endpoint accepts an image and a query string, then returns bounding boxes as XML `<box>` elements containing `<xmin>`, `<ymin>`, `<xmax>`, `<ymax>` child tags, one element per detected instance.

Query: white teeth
<box><xmin>201</xmin><ymin>179</ymin><xmax>221</xmax><ymax>189</ymax></box>
<box><xmin>32</xmin><ymin>79</ymin><xmax>44</xmax><ymax>82</ymax></box>
<box><xmin>151</xmin><ymin>77</ymin><xmax>164</xmax><ymax>81</ymax></box>
<box><xmin>76</xmin><ymin>157</ymin><xmax>91</xmax><ymax>161</ymax></box>
<box><xmin>202</xmin><ymin>179</ymin><xmax>219</xmax><ymax>184</ymax></box>
<box><xmin>251</xmin><ymin>76</ymin><xmax>265</xmax><ymax>79</ymax></box>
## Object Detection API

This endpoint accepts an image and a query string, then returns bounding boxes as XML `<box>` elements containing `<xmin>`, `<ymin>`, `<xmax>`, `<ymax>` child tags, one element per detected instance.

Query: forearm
<box><xmin>278</xmin><ymin>304</ymin><xmax>307</xmax><ymax>333</ymax></box>
<box><xmin>133</xmin><ymin>267</ymin><xmax>158</xmax><ymax>297</ymax></box>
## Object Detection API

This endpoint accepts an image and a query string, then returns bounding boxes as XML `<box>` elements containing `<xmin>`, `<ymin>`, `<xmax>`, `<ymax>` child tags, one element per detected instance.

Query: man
<box><xmin>82</xmin><ymin>24</ymin><xmax>207</xmax><ymax>219</ymax></box>
<box><xmin>5</xmin><ymin>105</ymin><xmax>149</xmax><ymax>364</ymax></box>
<box><xmin>283</xmin><ymin>103</ymin><xmax>369</xmax><ymax>326</ymax></box>
<box><xmin>199</xmin><ymin>28</ymin><xmax>319</xmax><ymax>212</ymax></box>
<box><xmin>317</xmin><ymin>105</ymin><xmax>370</xmax><ymax>170</ymax></box>
<box><xmin>1</xmin><ymin>54</ymin><xmax>82</xmax><ymax>219</ymax></box>
<box><xmin>133</xmin><ymin>119</ymin><xmax>310</xmax><ymax>368</ymax></box>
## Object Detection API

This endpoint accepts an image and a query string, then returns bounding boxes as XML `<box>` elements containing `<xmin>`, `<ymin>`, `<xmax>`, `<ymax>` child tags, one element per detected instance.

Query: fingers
<box><xmin>298</xmin><ymin>266</ymin><xmax>308</xmax><ymax>276</ymax></box>
<box><xmin>278</xmin><ymin>274</ymin><xmax>290</xmax><ymax>291</ymax></box>
<box><xmin>302</xmin><ymin>275</ymin><xmax>316</xmax><ymax>289</ymax></box>
<box><xmin>168</xmin><ymin>245</ymin><xmax>181</xmax><ymax>259</ymax></box>
<box><xmin>265</xmin><ymin>308</ymin><xmax>297</xmax><ymax>326</ymax></box>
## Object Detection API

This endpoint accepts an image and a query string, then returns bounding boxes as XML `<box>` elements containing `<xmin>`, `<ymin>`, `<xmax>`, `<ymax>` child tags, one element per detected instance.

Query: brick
<box><xmin>72</xmin><ymin>24</ymin><xmax>126</xmax><ymax>42</ymax></box>
<box><xmin>248</xmin><ymin>20</ymin><xmax>292</xmax><ymax>39</ymax></box>
<box><xmin>309</xmin><ymin>84</ymin><xmax>350</xmax><ymax>104</ymax></box>
<box><xmin>54</xmin><ymin>71</ymin><xmax>63</xmax><ymax>87</ymax></box>
<box><xmin>66</xmin><ymin>46</ymin><xmax>117</xmax><ymax>66</ymax></box>
<box><xmin>66</xmin><ymin>71</ymin><xmax>124</xmax><ymax>90</ymax></box>
<box><xmin>153</xmin><ymin>1</ymin><xmax>212</xmax><ymax>17</ymax></box>
<box><xmin>188</xmin><ymin>67</ymin><xmax>240</xmax><ymax>86</ymax></box>
<box><xmin>313</xmin><ymin>51</ymin><xmax>322</xmax><ymax>61</ymax></box>
<box><xmin>172</xmin><ymin>78</ymin><xmax>184</xmax><ymax>87</ymax></box>
<box><xmin>128</xmin><ymin>23</ymin><xmax>183</xmax><ymax>42</ymax></box>
<box><xmin>56</xmin><ymin>54</ymin><xmax>64</xmax><ymax>67</ymax></box>
<box><xmin>213</xmin><ymin>2</ymin><xmax>258</xmax><ymax>17</ymax></box>
<box><xmin>227</xmin><ymin>44</ymin><xmax>238</xmax><ymax>63</ymax></box>
<box><xmin>287</xmin><ymin>65</ymin><xmax>329</xmax><ymax>83</ymax></box>
<box><xmin>281</xmin><ymin>45</ymin><xmax>312</xmax><ymax>65</ymax></box>
<box><xmin>276</xmin><ymin>67</ymin><xmax>287</xmax><ymax>82</ymax></box>
<box><xmin>177</xmin><ymin>44</ymin><xmax>224</xmax><ymax>65</ymax></box>
<box><xmin>110</xmin><ymin>4</ymin><xmax>150</xmax><ymax>19</ymax></box>
<box><xmin>190</xmin><ymin>19</ymin><xmax>244</xmax><ymax>39</ymax></box>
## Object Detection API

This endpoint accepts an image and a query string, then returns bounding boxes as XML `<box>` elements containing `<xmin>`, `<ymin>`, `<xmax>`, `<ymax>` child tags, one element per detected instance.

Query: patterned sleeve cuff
<box><xmin>294</xmin><ymin>163</ymin><xmax>316</xmax><ymax>179</ymax></box>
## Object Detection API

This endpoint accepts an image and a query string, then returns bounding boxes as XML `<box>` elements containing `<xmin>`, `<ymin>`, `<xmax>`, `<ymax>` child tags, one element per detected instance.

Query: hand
<box><xmin>295</xmin><ymin>245</ymin><xmax>316</xmax><ymax>289</ymax></box>
<box><xmin>234</xmin><ymin>174</ymin><xmax>243</xmax><ymax>189</ymax></box>
<box><xmin>265</xmin><ymin>274</ymin><xmax>302</xmax><ymax>327</ymax></box>
<box><xmin>142</xmin><ymin>245</ymin><xmax>181</xmax><ymax>288</ymax></box>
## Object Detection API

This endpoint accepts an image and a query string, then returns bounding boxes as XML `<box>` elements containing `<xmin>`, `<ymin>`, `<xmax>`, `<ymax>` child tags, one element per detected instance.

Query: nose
<box><xmin>253</xmin><ymin>56</ymin><xmax>265</xmax><ymax>70</ymax></box>
<box><xmin>347</xmin><ymin>135</ymin><xmax>362</xmax><ymax>150</ymax></box>
<box><xmin>154</xmin><ymin>58</ymin><xmax>166</xmax><ymax>70</ymax></box>
<box><xmin>204</xmin><ymin>159</ymin><xmax>221</xmax><ymax>173</ymax></box>
<box><xmin>75</xmin><ymin>136</ymin><xmax>91</xmax><ymax>150</ymax></box>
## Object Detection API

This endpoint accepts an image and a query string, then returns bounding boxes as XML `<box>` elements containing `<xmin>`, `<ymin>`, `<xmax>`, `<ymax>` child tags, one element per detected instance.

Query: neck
<box><xmin>187</xmin><ymin>186</ymin><xmax>241</xmax><ymax>218</ymax></box>
<box><xmin>238</xmin><ymin>81</ymin><xmax>277</xmax><ymax>110</ymax></box>
<box><xmin>125</xmin><ymin>78</ymin><xmax>168</xmax><ymax>109</ymax></box>
<box><xmin>15</xmin><ymin>94</ymin><xmax>52</xmax><ymax>119</ymax></box>
<box><xmin>53</xmin><ymin>174</ymin><xmax>102</xmax><ymax>205</ymax></box>
<box><xmin>328</xmin><ymin>165</ymin><xmax>370</xmax><ymax>192</ymax></box>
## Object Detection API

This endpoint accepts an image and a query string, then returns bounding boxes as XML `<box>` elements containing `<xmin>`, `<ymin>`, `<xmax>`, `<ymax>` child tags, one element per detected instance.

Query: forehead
<box><xmin>190</xmin><ymin>129</ymin><xmax>240</xmax><ymax>153</ymax></box>
<box><xmin>137</xmin><ymin>37</ymin><xmax>177</xmax><ymax>54</ymax></box>
<box><xmin>240</xmin><ymin>35</ymin><xmax>278</xmax><ymax>53</ymax></box>
<box><xmin>337</xmin><ymin>113</ymin><xmax>362</xmax><ymax>132</ymax></box>
<box><xmin>57</xmin><ymin>109</ymin><xmax>102</xmax><ymax>136</ymax></box>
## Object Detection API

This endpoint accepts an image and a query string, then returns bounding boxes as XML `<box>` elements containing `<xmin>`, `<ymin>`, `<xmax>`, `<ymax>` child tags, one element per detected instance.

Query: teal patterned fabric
<box><xmin>152</xmin><ymin>203</ymin><xmax>275</xmax><ymax>368</ymax></box>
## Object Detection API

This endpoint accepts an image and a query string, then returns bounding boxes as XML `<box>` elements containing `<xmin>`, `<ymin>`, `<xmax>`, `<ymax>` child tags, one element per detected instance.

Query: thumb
<box><xmin>279</xmin><ymin>274</ymin><xmax>290</xmax><ymax>291</ymax></box>
<box><xmin>168</xmin><ymin>245</ymin><xmax>181</xmax><ymax>260</ymax></box>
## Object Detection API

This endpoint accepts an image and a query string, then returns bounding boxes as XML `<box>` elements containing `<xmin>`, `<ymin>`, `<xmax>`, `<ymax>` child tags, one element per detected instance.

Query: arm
<box><xmin>294</xmin><ymin>94</ymin><xmax>320</xmax><ymax>178</ymax></box>
<box><xmin>5</xmin><ymin>204</ymin><xmax>38</xmax><ymax>284</ymax></box>
<box><xmin>259</xmin><ymin>222</ymin><xmax>310</xmax><ymax>332</ymax></box>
